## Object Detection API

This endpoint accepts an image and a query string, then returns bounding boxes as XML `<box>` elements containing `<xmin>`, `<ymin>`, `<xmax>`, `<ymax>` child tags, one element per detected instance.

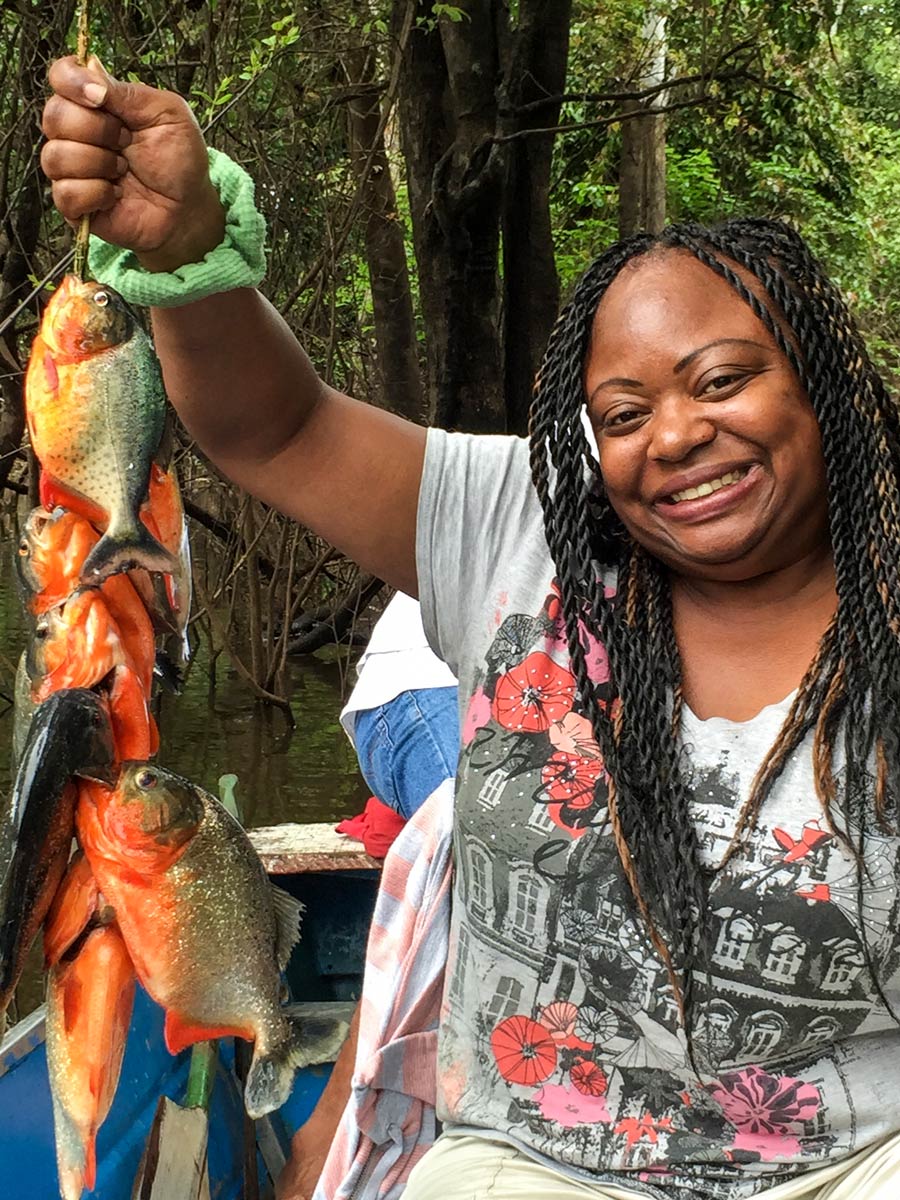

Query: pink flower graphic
<box><xmin>462</xmin><ymin>687</ymin><xmax>492</xmax><ymax>745</ymax></box>
<box><xmin>493</xmin><ymin>652</ymin><xmax>575</xmax><ymax>733</ymax></box>
<box><xmin>579</xmin><ymin>622</ymin><xmax>610</xmax><ymax>685</ymax></box>
<box><xmin>549</xmin><ymin>712</ymin><xmax>602</xmax><ymax>759</ymax></box>
<box><xmin>533</xmin><ymin>1083</ymin><xmax>612</xmax><ymax>1128</ymax></box>
<box><xmin>711</xmin><ymin>1066</ymin><xmax>820</xmax><ymax>1160</ymax></box>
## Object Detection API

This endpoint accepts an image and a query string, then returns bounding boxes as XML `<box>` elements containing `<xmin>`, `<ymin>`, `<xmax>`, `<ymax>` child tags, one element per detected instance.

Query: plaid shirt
<box><xmin>315</xmin><ymin>779</ymin><xmax>453</xmax><ymax>1200</ymax></box>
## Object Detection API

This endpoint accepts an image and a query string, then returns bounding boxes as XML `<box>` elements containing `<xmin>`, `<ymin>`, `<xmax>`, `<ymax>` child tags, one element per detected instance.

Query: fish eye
<box><xmin>135</xmin><ymin>768</ymin><xmax>157</xmax><ymax>790</ymax></box>
<box><xmin>94</xmin><ymin>291</ymin><xmax>109</xmax><ymax>308</ymax></box>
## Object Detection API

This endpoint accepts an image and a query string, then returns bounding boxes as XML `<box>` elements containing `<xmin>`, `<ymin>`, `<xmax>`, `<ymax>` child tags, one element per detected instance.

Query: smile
<box><xmin>663</xmin><ymin>467</ymin><xmax>750</xmax><ymax>505</ymax></box>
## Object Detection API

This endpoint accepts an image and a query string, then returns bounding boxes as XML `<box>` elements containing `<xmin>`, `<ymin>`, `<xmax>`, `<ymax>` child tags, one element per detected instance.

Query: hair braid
<box><xmin>528</xmin><ymin>216</ymin><xmax>900</xmax><ymax>1042</ymax></box>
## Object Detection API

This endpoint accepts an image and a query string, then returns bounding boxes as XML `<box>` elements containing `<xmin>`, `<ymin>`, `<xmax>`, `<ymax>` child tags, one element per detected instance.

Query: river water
<box><xmin>0</xmin><ymin>507</ymin><xmax>370</xmax><ymax>1023</ymax></box>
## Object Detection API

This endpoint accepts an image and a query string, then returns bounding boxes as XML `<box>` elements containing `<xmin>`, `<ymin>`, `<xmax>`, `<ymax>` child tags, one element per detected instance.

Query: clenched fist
<box><xmin>42</xmin><ymin>56</ymin><xmax>224</xmax><ymax>271</ymax></box>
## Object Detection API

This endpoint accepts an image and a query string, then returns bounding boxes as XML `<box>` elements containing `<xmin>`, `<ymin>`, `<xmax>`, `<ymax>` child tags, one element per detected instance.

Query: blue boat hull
<box><xmin>0</xmin><ymin>867</ymin><xmax>377</xmax><ymax>1198</ymax></box>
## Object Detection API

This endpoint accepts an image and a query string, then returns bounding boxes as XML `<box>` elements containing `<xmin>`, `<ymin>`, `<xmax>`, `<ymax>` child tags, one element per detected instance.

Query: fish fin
<box><xmin>163</xmin><ymin>1008</ymin><xmax>250</xmax><ymax>1056</ymax></box>
<box><xmin>83</xmin><ymin>1136</ymin><xmax>97</xmax><ymax>1193</ymax></box>
<box><xmin>243</xmin><ymin>1011</ymin><xmax>350</xmax><ymax>1119</ymax></box>
<box><xmin>270</xmin><ymin>885</ymin><xmax>305</xmax><ymax>971</ymax></box>
<box><xmin>43</xmin><ymin>854</ymin><xmax>100</xmax><ymax>968</ymax></box>
<box><xmin>81</xmin><ymin>520</ymin><xmax>178</xmax><ymax>586</ymax></box>
<box><xmin>50</xmin><ymin>1088</ymin><xmax>90</xmax><ymax>1200</ymax></box>
<box><xmin>153</xmin><ymin>649</ymin><xmax>184</xmax><ymax>694</ymax></box>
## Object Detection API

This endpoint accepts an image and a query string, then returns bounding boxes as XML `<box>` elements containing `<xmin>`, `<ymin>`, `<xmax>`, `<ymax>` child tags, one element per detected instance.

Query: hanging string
<box><xmin>73</xmin><ymin>0</ymin><xmax>92</xmax><ymax>281</ymax></box>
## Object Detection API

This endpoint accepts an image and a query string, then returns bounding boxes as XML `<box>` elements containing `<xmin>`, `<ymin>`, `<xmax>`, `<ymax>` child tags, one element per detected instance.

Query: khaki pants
<box><xmin>403</xmin><ymin>1130</ymin><xmax>900</xmax><ymax>1200</ymax></box>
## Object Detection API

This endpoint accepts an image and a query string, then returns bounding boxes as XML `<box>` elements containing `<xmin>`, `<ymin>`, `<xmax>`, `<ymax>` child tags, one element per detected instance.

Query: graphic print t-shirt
<box><xmin>416</xmin><ymin>429</ymin><xmax>900</xmax><ymax>1199</ymax></box>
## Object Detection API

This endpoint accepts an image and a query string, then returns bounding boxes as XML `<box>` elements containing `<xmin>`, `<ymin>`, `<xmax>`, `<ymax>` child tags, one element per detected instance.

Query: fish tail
<box><xmin>51</xmin><ymin>1090</ymin><xmax>90</xmax><ymax>1200</ymax></box>
<box><xmin>81</xmin><ymin>520</ymin><xmax>178</xmax><ymax>586</ymax></box>
<box><xmin>243</xmin><ymin>1009</ymin><xmax>350</xmax><ymax>1119</ymax></box>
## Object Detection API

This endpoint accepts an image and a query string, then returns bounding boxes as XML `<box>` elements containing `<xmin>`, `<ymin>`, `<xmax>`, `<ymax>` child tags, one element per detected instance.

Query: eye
<box><xmin>94</xmin><ymin>290</ymin><xmax>109</xmax><ymax>308</ymax></box>
<box><xmin>602</xmin><ymin>406</ymin><xmax>645</xmax><ymax>430</ymax></box>
<box><xmin>34</xmin><ymin>622</ymin><xmax>49</xmax><ymax>640</ymax></box>
<box><xmin>701</xmin><ymin>371</ymin><xmax>745</xmax><ymax>395</ymax></box>
<box><xmin>135</xmin><ymin>768</ymin><xmax>158</xmax><ymax>790</ymax></box>
<box><xmin>18</xmin><ymin>540</ymin><xmax>28</xmax><ymax>556</ymax></box>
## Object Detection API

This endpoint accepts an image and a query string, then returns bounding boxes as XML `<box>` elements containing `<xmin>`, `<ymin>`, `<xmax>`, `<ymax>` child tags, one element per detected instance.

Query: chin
<box><xmin>644</xmin><ymin>531</ymin><xmax>772</xmax><ymax>577</ymax></box>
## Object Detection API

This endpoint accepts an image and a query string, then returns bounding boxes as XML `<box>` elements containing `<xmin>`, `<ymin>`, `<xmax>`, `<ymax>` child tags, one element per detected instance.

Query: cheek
<box><xmin>597</xmin><ymin>440</ymin><xmax>644</xmax><ymax>509</ymax></box>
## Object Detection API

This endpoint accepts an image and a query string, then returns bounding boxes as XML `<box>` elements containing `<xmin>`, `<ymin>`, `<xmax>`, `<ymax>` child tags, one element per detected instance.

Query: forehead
<box><xmin>587</xmin><ymin>249</ymin><xmax>778</xmax><ymax>370</ymax></box>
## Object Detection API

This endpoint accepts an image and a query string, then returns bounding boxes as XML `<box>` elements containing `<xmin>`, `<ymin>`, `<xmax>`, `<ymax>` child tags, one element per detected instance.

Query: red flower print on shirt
<box><xmin>570</xmin><ymin>1058</ymin><xmax>609</xmax><ymax>1097</ymax></box>
<box><xmin>615</xmin><ymin>1113</ymin><xmax>674</xmax><ymax>1148</ymax></box>
<box><xmin>490</xmin><ymin>1014</ymin><xmax>557</xmax><ymax>1086</ymax></box>
<box><xmin>493</xmin><ymin>652</ymin><xmax>575</xmax><ymax>733</ymax></box>
<box><xmin>542</xmin><ymin>751</ymin><xmax>605</xmax><ymax>806</ymax></box>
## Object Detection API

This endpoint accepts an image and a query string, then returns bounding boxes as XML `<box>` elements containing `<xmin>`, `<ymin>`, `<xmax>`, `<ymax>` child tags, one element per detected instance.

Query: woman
<box><xmin>41</xmin><ymin>58</ymin><xmax>900</xmax><ymax>1200</ymax></box>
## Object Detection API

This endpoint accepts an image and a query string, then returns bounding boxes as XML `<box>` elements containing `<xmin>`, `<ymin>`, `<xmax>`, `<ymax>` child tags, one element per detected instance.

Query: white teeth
<box><xmin>669</xmin><ymin>469</ymin><xmax>746</xmax><ymax>503</ymax></box>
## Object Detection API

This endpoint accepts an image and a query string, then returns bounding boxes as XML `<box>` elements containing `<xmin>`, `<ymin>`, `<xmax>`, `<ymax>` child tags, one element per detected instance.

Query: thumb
<box><xmin>48</xmin><ymin>55</ymin><xmax>189</xmax><ymax>133</ymax></box>
<box><xmin>85</xmin><ymin>57</ymin><xmax>187</xmax><ymax>132</ymax></box>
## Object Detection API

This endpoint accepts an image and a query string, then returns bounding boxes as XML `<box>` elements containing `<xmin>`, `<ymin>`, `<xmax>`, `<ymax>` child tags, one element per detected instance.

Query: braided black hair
<box><xmin>529</xmin><ymin>217</ymin><xmax>900</xmax><ymax>1046</ymax></box>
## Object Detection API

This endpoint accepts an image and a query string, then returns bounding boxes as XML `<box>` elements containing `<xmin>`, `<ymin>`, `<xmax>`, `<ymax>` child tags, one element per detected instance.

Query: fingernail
<box><xmin>112</xmin><ymin>184</ymin><xmax>124</xmax><ymax>200</ymax></box>
<box><xmin>116</xmin><ymin>156</ymin><xmax>128</xmax><ymax>176</ymax></box>
<box><xmin>118</xmin><ymin>127</ymin><xmax>132</xmax><ymax>149</ymax></box>
<box><xmin>83</xmin><ymin>82</ymin><xmax>107</xmax><ymax>107</ymax></box>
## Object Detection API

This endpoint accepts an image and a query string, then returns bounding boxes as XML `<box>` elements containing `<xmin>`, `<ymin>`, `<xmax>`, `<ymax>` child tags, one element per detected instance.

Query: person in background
<box><xmin>340</xmin><ymin>591</ymin><xmax>459</xmax><ymax>821</ymax></box>
<box><xmin>279</xmin><ymin>593</ymin><xmax>459</xmax><ymax>1200</ymax></box>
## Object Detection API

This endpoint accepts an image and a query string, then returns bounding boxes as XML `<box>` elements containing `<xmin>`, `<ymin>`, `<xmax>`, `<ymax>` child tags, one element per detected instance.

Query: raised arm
<box><xmin>41</xmin><ymin>57</ymin><xmax>425</xmax><ymax>596</ymax></box>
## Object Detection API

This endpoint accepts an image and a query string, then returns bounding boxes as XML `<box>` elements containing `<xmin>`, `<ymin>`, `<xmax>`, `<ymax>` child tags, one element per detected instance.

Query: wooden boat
<box><xmin>0</xmin><ymin>823</ymin><xmax>380</xmax><ymax>1199</ymax></box>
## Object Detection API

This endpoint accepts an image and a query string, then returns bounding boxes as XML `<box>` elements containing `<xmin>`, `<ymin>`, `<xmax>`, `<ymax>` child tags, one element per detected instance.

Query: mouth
<box><xmin>652</xmin><ymin>464</ymin><xmax>762</xmax><ymax>523</ymax></box>
<box><xmin>660</xmin><ymin>466</ymin><xmax>751</xmax><ymax>506</ymax></box>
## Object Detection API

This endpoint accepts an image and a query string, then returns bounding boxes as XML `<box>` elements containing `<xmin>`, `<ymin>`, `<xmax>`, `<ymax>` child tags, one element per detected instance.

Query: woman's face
<box><xmin>584</xmin><ymin>250</ymin><xmax>830</xmax><ymax>583</ymax></box>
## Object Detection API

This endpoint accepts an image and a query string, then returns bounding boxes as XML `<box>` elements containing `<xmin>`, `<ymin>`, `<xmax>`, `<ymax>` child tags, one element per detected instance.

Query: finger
<box><xmin>42</xmin><ymin>94</ymin><xmax>128</xmax><ymax>152</ymax></box>
<box><xmin>47</xmin><ymin>55</ymin><xmax>111</xmax><ymax>109</ymax></box>
<box><xmin>48</xmin><ymin>54</ymin><xmax>192</xmax><ymax>134</ymax></box>
<box><xmin>51</xmin><ymin>179</ymin><xmax>121</xmax><ymax>223</ymax></box>
<box><xmin>41</xmin><ymin>141</ymin><xmax>127</xmax><ymax>183</ymax></box>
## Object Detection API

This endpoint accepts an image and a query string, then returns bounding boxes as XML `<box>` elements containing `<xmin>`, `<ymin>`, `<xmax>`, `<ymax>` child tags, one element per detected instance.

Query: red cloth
<box><xmin>336</xmin><ymin>796</ymin><xmax>407</xmax><ymax>859</ymax></box>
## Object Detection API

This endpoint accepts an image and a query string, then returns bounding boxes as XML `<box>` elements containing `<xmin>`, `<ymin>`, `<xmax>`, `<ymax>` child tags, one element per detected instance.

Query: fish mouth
<box><xmin>77</xmin><ymin>761</ymin><xmax>118</xmax><ymax>787</ymax></box>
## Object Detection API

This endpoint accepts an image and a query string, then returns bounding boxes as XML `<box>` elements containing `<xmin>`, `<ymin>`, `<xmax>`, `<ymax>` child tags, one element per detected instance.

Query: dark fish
<box><xmin>0</xmin><ymin>689</ymin><xmax>116</xmax><ymax>1036</ymax></box>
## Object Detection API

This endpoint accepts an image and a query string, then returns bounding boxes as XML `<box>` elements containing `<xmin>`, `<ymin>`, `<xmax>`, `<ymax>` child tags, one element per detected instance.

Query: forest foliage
<box><xmin>2</xmin><ymin>0</ymin><xmax>900</xmax><ymax>705</ymax></box>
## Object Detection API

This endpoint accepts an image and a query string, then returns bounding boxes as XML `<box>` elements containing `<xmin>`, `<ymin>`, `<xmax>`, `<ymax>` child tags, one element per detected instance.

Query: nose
<box><xmin>647</xmin><ymin>394</ymin><xmax>716</xmax><ymax>462</ymax></box>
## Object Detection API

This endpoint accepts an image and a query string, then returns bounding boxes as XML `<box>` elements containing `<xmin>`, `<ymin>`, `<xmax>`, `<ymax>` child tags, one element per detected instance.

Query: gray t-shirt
<box><xmin>416</xmin><ymin>428</ymin><xmax>900</xmax><ymax>1199</ymax></box>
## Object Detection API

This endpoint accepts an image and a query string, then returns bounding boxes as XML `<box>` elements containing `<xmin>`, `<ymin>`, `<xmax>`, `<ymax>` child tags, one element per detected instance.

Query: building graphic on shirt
<box><xmin>439</xmin><ymin>589</ymin><xmax>900</xmax><ymax>1193</ymax></box>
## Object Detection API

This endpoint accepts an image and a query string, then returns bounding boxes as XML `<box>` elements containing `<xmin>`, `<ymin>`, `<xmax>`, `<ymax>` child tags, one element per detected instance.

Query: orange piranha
<box><xmin>17</xmin><ymin>507</ymin><xmax>156</xmax><ymax>682</ymax></box>
<box><xmin>45</xmin><ymin>920</ymin><xmax>136</xmax><ymax>1200</ymax></box>
<box><xmin>76</xmin><ymin>764</ymin><xmax>348</xmax><ymax>1118</ymax></box>
<box><xmin>25</xmin><ymin>276</ymin><xmax>177</xmax><ymax>585</ymax></box>
<box><xmin>26</xmin><ymin>589</ymin><xmax>157</xmax><ymax>760</ymax></box>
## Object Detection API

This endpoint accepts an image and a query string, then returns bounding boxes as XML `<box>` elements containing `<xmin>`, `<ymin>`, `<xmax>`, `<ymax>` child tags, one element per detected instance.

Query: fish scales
<box><xmin>25</xmin><ymin>276</ymin><xmax>178</xmax><ymax>585</ymax></box>
<box><xmin>77</xmin><ymin>765</ymin><xmax>348</xmax><ymax>1117</ymax></box>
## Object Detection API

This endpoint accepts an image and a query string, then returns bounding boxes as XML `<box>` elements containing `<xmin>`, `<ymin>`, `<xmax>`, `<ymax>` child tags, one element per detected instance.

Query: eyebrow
<box><xmin>589</xmin><ymin>337</ymin><xmax>770</xmax><ymax>404</ymax></box>
<box><xmin>673</xmin><ymin>338</ymin><xmax>769</xmax><ymax>374</ymax></box>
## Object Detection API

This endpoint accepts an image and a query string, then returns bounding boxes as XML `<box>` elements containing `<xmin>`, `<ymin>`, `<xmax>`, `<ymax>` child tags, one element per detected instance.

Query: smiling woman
<box><xmin>39</xmin><ymin>55</ymin><xmax>900</xmax><ymax>1200</ymax></box>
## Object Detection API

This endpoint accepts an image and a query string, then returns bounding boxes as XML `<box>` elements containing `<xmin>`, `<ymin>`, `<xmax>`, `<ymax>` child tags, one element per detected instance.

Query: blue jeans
<box><xmin>353</xmin><ymin>686</ymin><xmax>460</xmax><ymax>819</ymax></box>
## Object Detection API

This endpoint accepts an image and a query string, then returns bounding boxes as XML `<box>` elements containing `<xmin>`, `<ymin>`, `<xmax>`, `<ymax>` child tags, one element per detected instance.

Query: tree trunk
<box><xmin>618</xmin><ymin>11</ymin><xmax>667</xmax><ymax>238</ymax></box>
<box><xmin>500</xmin><ymin>0</ymin><xmax>572</xmax><ymax>434</ymax></box>
<box><xmin>394</xmin><ymin>0</ymin><xmax>506</xmax><ymax>433</ymax></box>
<box><xmin>342</xmin><ymin>45</ymin><xmax>424</xmax><ymax>422</ymax></box>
